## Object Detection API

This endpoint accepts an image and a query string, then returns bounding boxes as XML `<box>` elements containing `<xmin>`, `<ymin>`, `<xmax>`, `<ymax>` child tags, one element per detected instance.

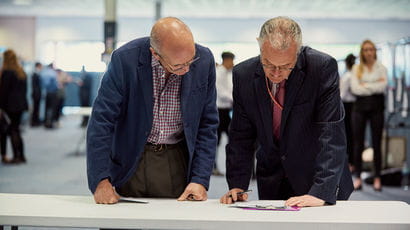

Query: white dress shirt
<box><xmin>216</xmin><ymin>65</ymin><xmax>233</xmax><ymax>109</ymax></box>
<box><xmin>350</xmin><ymin>61</ymin><xmax>388</xmax><ymax>96</ymax></box>
<box><xmin>340</xmin><ymin>71</ymin><xmax>356</xmax><ymax>102</ymax></box>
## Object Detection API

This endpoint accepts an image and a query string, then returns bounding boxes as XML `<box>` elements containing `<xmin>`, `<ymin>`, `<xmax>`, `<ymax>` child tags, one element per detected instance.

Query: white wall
<box><xmin>35</xmin><ymin>16</ymin><xmax>104</xmax><ymax>62</ymax></box>
<box><xmin>0</xmin><ymin>16</ymin><xmax>36</xmax><ymax>61</ymax></box>
<box><xmin>177</xmin><ymin>17</ymin><xmax>410</xmax><ymax>45</ymax></box>
<box><xmin>2</xmin><ymin>16</ymin><xmax>409</xmax><ymax>62</ymax></box>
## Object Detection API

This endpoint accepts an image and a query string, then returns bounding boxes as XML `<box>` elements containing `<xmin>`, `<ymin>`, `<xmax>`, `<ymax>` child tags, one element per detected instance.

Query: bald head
<box><xmin>149</xmin><ymin>17</ymin><xmax>196</xmax><ymax>75</ymax></box>
<box><xmin>150</xmin><ymin>17</ymin><xmax>194</xmax><ymax>55</ymax></box>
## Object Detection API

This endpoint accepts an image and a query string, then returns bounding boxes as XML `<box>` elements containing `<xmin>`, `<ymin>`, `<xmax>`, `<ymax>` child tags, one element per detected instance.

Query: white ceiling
<box><xmin>0</xmin><ymin>0</ymin><xmax>410</xmax><ymax>20</ymax></box>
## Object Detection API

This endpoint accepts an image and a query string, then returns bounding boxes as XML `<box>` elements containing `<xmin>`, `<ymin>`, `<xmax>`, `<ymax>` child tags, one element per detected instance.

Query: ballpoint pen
<box><xmin>229</xmin><ymin>189</ymin><xmax>252</xmax><ymax>198</ymax></box>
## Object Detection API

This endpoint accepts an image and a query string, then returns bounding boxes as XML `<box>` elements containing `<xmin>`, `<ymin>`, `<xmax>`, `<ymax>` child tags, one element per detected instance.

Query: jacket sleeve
<box><xmin>308</xmin><ymin>57</ymin><xmax>347</xmax><ymax>204</ymax></box>
<box><xmin>189</xmin><ymin>49</ymin><xmax>219</xmax><ymax>190</ymax></box>
<box><xmin>225</xmin><ymin>66</ymin><xmax>257</xmax><ymax>190</ymax></box>
<box><xmin>86</xmin><ymin>51</ymin><xmax>125</xmax><ymax>193</ymax></box>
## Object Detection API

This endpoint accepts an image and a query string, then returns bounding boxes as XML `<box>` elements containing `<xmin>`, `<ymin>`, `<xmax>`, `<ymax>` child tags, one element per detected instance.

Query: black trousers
<box><xmin>217</xmin><ymin>108</ymin><xmax>231</xmax><ymax>145</ymax></box>
<box><xmin>31</xmin><ymin>97</ymin><xmax>41</xmax><ymax>126</ymax></box>
<box><xmin>343</xmin><ymin>102</ymin><xmax>354</xmax><ymax>165</ymax></box>
<box><xmin>352</xmin><ymin>109</ymin><xmax>384</xmax><ymax>178</ymax></box>
<box><xmin>116</xmin><ymin>141</ymin><xmax>189</xmax><ymax>198</ymax></box>
<box><xmin>0</xmin><ymin>111</ymin><xmax>25</xmax><ymax>161</ymax></box>
<box><xmin>44</xmin><ymin>92</ymin><xmax>58</xmax><ymax>128</ymax></box>
<box><xmin>215</xmin><ymin>108</ymin><xmax>231</xmax><ymax>169</ymax></box>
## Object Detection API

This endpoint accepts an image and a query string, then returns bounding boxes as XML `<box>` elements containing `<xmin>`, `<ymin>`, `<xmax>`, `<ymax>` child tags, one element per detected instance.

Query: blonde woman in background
<box><xmin>350</xmin><ymin>40</ymin><xmax>387</xmax><ymax>192</ymax></box>
<box><xmin>0</xmin><ymin>49</ymin><xmax>28</xmax><ymax>164</ymax></box>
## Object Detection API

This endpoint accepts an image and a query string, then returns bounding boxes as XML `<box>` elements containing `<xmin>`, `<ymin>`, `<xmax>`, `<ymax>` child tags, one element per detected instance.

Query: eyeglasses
<box><xmin>261</xmin><ymin>63</ymin><xmax>294</xmax><ymax>72</ymax></box>
<box><xmin>153</xmin><ymin>48</ymin><xmax>200</xmax><ymax>73</ymax></box>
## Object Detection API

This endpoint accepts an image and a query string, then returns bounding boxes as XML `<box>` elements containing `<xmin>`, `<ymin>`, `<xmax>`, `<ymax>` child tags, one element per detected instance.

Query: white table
<box><xmin>71</xmin><ymin>106</ymin><xmax>92</xmax><ymax>155</ymax></box>
<box><xmin>0</xmin><ymin>193</ymin><xmax>409</xmax><ymax>229</ymax></box>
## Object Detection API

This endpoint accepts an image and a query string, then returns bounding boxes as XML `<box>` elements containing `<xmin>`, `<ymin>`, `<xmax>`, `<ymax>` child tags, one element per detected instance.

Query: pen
<box><xmin>229</xmin><ymin>189</ymin><xmax>252</xmax><ymax>198</ymax></box>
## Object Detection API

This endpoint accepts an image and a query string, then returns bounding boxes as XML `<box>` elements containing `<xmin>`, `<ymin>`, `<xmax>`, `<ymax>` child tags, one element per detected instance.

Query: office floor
<box><xmin>0</xmin><ymin>114</ymin><xmax>409</xmax><ymax>230</ymax></box>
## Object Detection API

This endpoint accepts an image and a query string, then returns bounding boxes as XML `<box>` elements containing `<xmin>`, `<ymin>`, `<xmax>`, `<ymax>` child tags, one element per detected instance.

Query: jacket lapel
<box><xmin>136</xmin><ymin>44</ymin><xmax>154</xmax><ymax>124</ymax></box>
<box><xmin>181</xmin><ymin>71</ymin><xmax>192</xmax><ymax>118</ymax></box>
<box><xmin>254</xmin><ymin>63</ymin><xmax>277</xmax><ymax>149</ymax></box>
<box><xmin>280</xmin><ymin>50</ymin><xmax>306</xmax><ymax>138</ymax></box>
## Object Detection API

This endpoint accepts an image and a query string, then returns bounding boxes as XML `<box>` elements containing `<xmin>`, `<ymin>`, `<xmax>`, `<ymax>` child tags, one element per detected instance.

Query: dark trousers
<box><xmin>44</xmin><ymin>92</ymin><xmax>58</xmax><ymax>128</ymax></box>
<box><xmin>215</xmin><ymin>108</ymin><xmax>231</xmax><ymax>169</ymax></box>
<box><xmin>217</xmin><ymin>108</ymin><xmax>231</xmax><ymax>145</ymax></box>
<box><xmin>116</xmin><ymin>141</ymin><xmax>189</xmax><ymax>198</ymax></box>
<box><xmin>352</xmin><ymin>109</ymin><xmax>384</xmax><ymax>178</ymax></box>
<box><xmin>343</xmin><ymin>102</ymin><xmax>354</xmax><ymax>165</ymax></box>
<box><xmin>31</xmin><ymin>97</ymin><xmax>41</xmax><ymax>126</ymax></box>
<box><xmin>0</xmin><ymin>111</ymin><xmax>25</xmax><ymax>161</ymax></box>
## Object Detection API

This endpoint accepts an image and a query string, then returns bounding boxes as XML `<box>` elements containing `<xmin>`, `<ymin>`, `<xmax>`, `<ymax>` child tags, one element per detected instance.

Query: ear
<box><xmin>149</xmin><ymin>47</ymin><xmax>160</xmax><ymax>60</ymax></box>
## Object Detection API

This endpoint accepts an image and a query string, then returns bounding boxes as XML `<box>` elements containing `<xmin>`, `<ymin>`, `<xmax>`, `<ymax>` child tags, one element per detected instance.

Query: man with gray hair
<box><xmin>220</xmin><ymin>17</ymin><xmax>353</xmax><ymax>207</ymax></box>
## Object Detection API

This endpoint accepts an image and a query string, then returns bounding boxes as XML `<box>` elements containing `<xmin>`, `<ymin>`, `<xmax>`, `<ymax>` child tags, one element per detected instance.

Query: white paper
<box><xmin>119</xmin><ymin>197</ymin><xmax>149</xmax><ymax>204</ymax></box>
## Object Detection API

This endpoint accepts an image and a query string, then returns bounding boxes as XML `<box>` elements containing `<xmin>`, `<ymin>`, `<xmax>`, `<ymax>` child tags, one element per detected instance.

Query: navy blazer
<box><xmin>226</xmin><ymin>46</ymin><xmax>353</xmax><ymax>204</ymax></box>
<box><xmin>87</xmin><ymin>37</ymin><xmax>218</xmax><ymax>193</ymax></box>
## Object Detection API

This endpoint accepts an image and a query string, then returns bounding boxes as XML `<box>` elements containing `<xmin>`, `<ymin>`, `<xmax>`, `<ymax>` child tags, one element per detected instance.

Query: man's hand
<box><xmin>285</xmin><ymin>194</ymin><xmax>325</xmax><ymax>207</ymax></box>
<box><xmin>177</xmin><ymin>183</ymin><xmax>207</xmax><ymax>201</ymax></box>
<box><xmin>219</xmin><ymin>188</ymin><xmax>248</xmax><ymax>204</ymax></box>
<box><xmin>93</xmin><ymin>179</ymin><xmax>120</xmax><ymax>204</ymax></box>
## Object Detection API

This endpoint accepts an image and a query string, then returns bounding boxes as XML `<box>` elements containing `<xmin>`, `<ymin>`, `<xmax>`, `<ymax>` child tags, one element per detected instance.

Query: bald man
<box><xmin>87</xmin><ymin>17</ymin><xmax>218</xmax><ymax>204</ymax></box>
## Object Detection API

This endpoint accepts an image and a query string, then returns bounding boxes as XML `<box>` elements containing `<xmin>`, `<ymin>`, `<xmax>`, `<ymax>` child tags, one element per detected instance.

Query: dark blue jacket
<box><xmin>226</xmin><ymin>46</ymin><xmax>354</xmax><ymax>204</ymax></box>
<box><xmin>87</xmin><ymin>37</ymin><xmax>218</xmax><ymax>193</ymax></box>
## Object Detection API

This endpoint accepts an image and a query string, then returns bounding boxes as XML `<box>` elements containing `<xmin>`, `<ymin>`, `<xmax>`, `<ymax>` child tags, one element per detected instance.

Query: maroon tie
<box><xmin>273</xmin><ymin>81</ymin><xmax>285</xmax><ymax>139</ymax></box>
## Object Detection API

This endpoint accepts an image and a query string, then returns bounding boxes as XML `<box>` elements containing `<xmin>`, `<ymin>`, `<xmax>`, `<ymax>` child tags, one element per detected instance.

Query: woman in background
<box><xmin>350</xmin><ymin>40</ymin><xmax>387</xmax><ymax>191</ymax></box>
<box><xmin>0</xmin><ymin>49</ymin><xmax>28</xmax><ymax>164</ymax></box>
<box><xmin>340</xmin><ymin>53</ymin><xmax>356</xmax><ymax>172</ymax></box>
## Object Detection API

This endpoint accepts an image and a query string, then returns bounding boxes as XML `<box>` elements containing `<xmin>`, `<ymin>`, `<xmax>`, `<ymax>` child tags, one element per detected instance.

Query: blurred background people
<box><xmin>41</xmin><ymin>63</ymin><xmax>59</xmax><ymax>129</ymax></box>
<box><xmin>78</xmin><ymin>66</ymin><xmax>92</xmax><ymax>127</ymax></box>
<box><xmin>30</xmin><ymin>62</ymin><xmax>42</xmax><ymax>127</ymax></box>
<box><xmin>0</xmin><ymin>49</ymin><xmax>28</xmax><ymax>164</ymax></box>
<box><xmin>351</xmin><ymin>40</ymin><xmax>387</xmax><ymax>192</ymax></box>
<box><xmin>214</xmin><ymin>51</ymin><xmax>235</xmax><ymax>176</ymax></box>
<box><xmin>340</xmin><ymin>54</ymin><xmax>357</xmax><ymax>172</ymax></box>
<box><xmin>55</xmin><ymin>68</ymin><xmax>72</xmax><ymax>127</ymax></box>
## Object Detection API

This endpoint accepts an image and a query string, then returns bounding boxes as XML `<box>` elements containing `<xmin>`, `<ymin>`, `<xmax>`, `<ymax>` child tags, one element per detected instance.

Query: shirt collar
<box><xmin>151</xmin><ymin>55</ymin><xmax>179</xmax><ymax>78</ymax></box>
<box><xmin>151</xmin><ymin>55</ymin><xmax>162</xmax><ymax>68</ymax></box>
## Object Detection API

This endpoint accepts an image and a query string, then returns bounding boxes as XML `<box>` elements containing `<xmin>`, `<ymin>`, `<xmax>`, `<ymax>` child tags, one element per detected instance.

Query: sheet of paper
<box><xmin>118</xmin><ymin>197</ymin><xmax>149</xmax><ymax>204</ymax></box>
<box><xmin>230</xmin><ymin>203</ymin><xmax>300</xmax><ymax>211</ymax></box>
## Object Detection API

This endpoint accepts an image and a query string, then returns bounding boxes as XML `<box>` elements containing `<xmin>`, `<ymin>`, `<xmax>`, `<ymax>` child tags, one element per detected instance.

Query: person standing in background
<box><xmin>78</xmin><ymin>66</ymin><xmax>92</xmax><ymax>127</ymax></box>
<box><xmin>340</xmin><ymin>54</ymin><xmax>356</xmax><ymax>172</ymax></box>
<box><xmin>351</xmin><ymin>40</ymin><xmax>387</xmax><ymax>192</ymax></box>
<box><xmin>55</xmin><ymin>69</ymin><xmax>72</xmax><ymax>127</ymax></box>
<box><xmin>31</xmin><ymin>62</ymin><xmax>42</xmax><ymax>127</ymax></box>
<box><xmin>0</xmin><ymin>49</ymin><xmax>28</xmax><ymax>164</ymax></box>
<box><xmin>214</xmin><ymin>51</ymin><xmax>235</xmax><ymax>176</ymax></box>
<box><xmin>41</xmin><ymin>63</ymin><xmax>58</xmax><ymax>129</ymax></box>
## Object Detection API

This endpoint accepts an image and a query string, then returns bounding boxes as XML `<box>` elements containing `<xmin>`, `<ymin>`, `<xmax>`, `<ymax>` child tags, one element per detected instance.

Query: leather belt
<box><xmin>146</xmin><ymin>142</ymin><xmax>178</xmax><ymax>152</ymax></box>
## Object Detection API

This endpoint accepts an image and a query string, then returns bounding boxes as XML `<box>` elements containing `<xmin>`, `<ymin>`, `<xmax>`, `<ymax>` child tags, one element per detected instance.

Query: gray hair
<box><xmin>150</xmin><ymin>29</ymin><xmax>161</xmax><ymax>52</ymax></box>
<box><xmin>257</xmin><ymin>16</ymin><xmax>302</xmax><ymax>52</ymax></box>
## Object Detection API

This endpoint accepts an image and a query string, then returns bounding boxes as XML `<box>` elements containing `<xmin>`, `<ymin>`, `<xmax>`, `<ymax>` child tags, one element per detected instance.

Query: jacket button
<box><xmin>281</xmin><ymin>155</ymin><xmax>286</xmax><ymax>161</ymax></box>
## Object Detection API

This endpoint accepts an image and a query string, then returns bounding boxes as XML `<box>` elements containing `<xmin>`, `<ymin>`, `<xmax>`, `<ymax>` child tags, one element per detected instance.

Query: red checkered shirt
<box><xmin>147</xmin><ymin>56</ymin><xmax>183</xmax><ymax>144</ymax></box>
